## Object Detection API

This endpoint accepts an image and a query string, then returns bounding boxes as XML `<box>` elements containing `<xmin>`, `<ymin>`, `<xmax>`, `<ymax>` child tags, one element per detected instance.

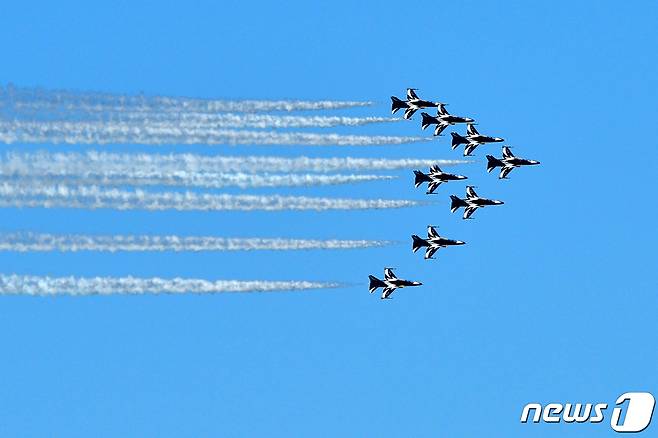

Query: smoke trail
<box><xmin>0</xmin><ymin>274</ymin><xmax>340</xmax><ymax>296</ymax></box>
<box><xmin>0</xmin><ymin>183</ymin><xmax>420</xmax><ymax>211</ymax></box>
<box><xmin>0</xmin><ymin>121</ymin><xmax>427</xmax><ymax>146</ymax></box>
<box><xmin>0</xmin><ymin>232</ymin><xmax>393</xmax><ymax>252</ymax></box>
<box><xmin>0</xmin><ymin>151</ymin><xmax>469</xmax><ymax>174</ymax></box>
<box><xmin>1</xmin><ymin>173</ymin><xmax>395</xmax><ymax>189</ymax></box>
<box><xmin>125</xmin><ymin>114</ymin><xmax>398</xmax><ymax>128</ymax></box>
<box><xmin>27</xmin><ymin>112</ymin><xmax>399</xmax><ymax>128</ymax></box>
<box><xmin>0</xmin><ymin>85</ymin><xmax>371</xmax><ymax>114</ymax></box>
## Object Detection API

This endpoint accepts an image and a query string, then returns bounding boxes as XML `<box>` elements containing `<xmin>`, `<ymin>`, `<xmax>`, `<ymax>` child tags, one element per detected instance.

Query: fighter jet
<box><xmin>368</xmin><ymin>268</ymin><xmax>422</xmax><ymax>299</ymax></box>
<box><xmin>391</xmin><ymin>88</ymin><xmax>440</xmax><ymax>120</ymax></box>
<box><xmin>451</xmin><ymin>123</ymin><xmax>504</xmax><ymax>156</ymax></box>
<box><xmin>486</xmin><ymin>146</ymin><xmax>540</xmax><ymax>179</ymax></box>
<box><xmin>413</xmin><ymin>164</ymin><xmax>468</xmax><ymax>194</ymax></box>
<box><xmin>412</xmin><ymin>225</ymin><xmax>466</xmax><ymax>260</ymax></box>
<box><xmin>450</xmin><ymin>186</ymin><xmax>504</xmax><ymax>219</ymax></box>
<box><xmin>420</xmin><ymin>104</ymin><xmax>475</xmax><ymax>136</ymax></box>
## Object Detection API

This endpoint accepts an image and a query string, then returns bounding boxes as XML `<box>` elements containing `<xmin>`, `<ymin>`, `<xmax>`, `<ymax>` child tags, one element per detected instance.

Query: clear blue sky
<box><xmin>0</xmin><ymin>1</ymin><xmax>656</xmax><ymax>436</ymax></box>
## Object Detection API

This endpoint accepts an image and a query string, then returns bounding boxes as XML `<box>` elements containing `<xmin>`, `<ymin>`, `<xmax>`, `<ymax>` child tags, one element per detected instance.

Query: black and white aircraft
<box><xmin>412</xmin><ymin>225</ymin><xmax>466</xmax><ymax>260</ymax></box>
<box><xmin>368</xmin><ymin>268</ymin><xmax>422</xmax><ymax>299</ymax></box>
<box><xmin>391</xmin><ymin>88</ymin><xmax>440</xmax><ymax>120</ymax></box>
<box><xmin>451</xmin><ymin>123</ymin><xmax>504</xmax><ymax>156</ymax></box>
<box><xmin>420</xmin><ymin>104</ymin><xmax>475</xmax><ymax>136</ymax></box>
<box><xmin>486</xmin><ymin>146</ymin><xmax>540</xmax><ymax>179</ymax></box>
<box><xmin>413</xmin><ymin>165</ymin><xmax>468</xmax><ymax>194</ymax></box>
<box><xmin>450</xmin><ymin>186</ymin><xmax>504</xmax><ymax>219</ymax></box>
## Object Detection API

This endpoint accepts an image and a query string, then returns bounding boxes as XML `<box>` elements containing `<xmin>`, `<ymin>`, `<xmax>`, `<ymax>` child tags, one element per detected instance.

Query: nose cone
<box><xmin>494</xmin><ymin>137</ymin><xmax>504</xmax><ymax>142</ymax></box>
<box><xmin>465</xmin><ymin>118</ymin><xmax>475</xmax><ymax>122</ymax></box>
<box><xmin>455</xmin><ymin>240</ymin><xmax>466</xmax><ymax>245</ymax></box>
<box><xmin>530</xmin><ymin>160</ymin><xmax>541</xmax><ymax>165</ymax></box>
<box><xmin>457</xmin><ymin>175</ymin><xmax>468</xmax><ymax>180</ymax></box>
<box><xmin>413</xmin><ymin>282</ymin><xmax>422</xmax><ymax>286</ymax></box>
<box><xmin>495</xmin><ymin>200</ymin><xmax>505</xmax><ymax>205</ymax></box>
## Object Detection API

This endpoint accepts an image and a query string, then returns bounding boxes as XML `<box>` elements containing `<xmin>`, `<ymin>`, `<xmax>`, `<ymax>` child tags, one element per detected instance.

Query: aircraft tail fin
<box><xmin>451</xmin><ymin>132</ymin><xmax>468</xmax><ymax>149</ymax></box>
<box><xmin>420</xmin><ymin>112</ymin><xmax>434</xmax><ymax>130</ymax></box>
<box><xmin>368</xmin><ymin>275</ymin><xmax>386</xmax><ymax>293</ymax></box>
<box><xmin>450</xmin><ymin>195</ymin><xmax>467</xmax><ymax>213</ymax></box>
<box><xmin>413</xmin><ymin>170</ymin><xmax>431</xmax><ymax>188</ymax></box>
<box><xmin>411</xmin><ymin>235</ymin><xmax>428</xmax><ymax>253</ymax></box>
<box><xmin>486</xmin><ymin>155</ymin><xmax>503</xmax><ymax>173</ymax></box>
<box><xmin>390</xmin><ymin>96</ymin><xmax>406</xmax><ymax>114</ymax></box>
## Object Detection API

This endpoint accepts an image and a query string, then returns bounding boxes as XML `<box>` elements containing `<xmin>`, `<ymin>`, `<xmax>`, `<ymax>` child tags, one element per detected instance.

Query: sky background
<box><xmin>0</xmin><ymin>1</ymin><xmax>657</xmax><ymax>436</ymax></box>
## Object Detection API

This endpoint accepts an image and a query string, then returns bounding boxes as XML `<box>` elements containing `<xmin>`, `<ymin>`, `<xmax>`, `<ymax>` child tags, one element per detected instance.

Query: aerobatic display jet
<box><xmin>391</xmin><ymin>88</ymin><xmax>440</xmax><ymax>120</ymax></box>
<box><xmin>420</xmin><ymin>104</ymin><xmax>475</xmax><ymax>136</ymax></box>
<box><xmin>411</xmin><ymin>225</ymin><xmax>466</xmax><ymax>260</ymax></box>
<box><xmin>413</xmin><ymin>164</ymin><xmax>468</xmax><ymax>194</ymax></box>
<box><xmin>451</xmin><ymin>123</ymin><xmax>504</xmax><ymax>156</ymax></box>
<box><xmin>450</xmin><ymin>186</ymin><xmax>504</xmax><ymax>219</ymax></box>
<box><xmin>368</xmin><ymin>268</ymin><xmax>422</xmax><ymax>299</ymax></box>
<box><xmin>486</xmin><ymin>146</ymin><xmax>540</xmax><ymax>179</ymax></box>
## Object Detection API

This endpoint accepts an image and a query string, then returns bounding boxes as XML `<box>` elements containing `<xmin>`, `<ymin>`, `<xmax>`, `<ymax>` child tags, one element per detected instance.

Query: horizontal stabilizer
<box><xmin>413</xmin><ymin>170</ymin><xmax>431</xmax><ymax>188</ymax></box>
<box><xmin>421</xmin><ymin>112</ymin><xmax>435</xmax><ymax>130</ymax></box>
<box><xmin>412</xmin><ymin>234</ymin><xmax>428</xmax><ymax>253</ymax></box>
<box><xmin>486</xmin><ymin>155</ymin><xmax>503</xmax><ymax>173</ymax></box>
<box><xmin>450</xmin><ymin>195</ymin><xmax>467</xmax><ymax>213</ymax></box>
<box><xmin>368</xmin><ymin>275</ymin><xmax>386</xmax><ymax>293</ymax></box>
<box><xmin>391</xmin><ymin>96</ymin><xmax>406</xmax><ymax>114</ymax></box>
<box><xmin>451</xmin><ymin>132</ymin><xmax>468</xmax><ymax>149</ymax></box>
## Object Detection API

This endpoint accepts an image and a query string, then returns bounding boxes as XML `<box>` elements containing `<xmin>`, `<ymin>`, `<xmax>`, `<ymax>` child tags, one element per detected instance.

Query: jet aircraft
<box><xmin>486</xmin><ymin>146</ymin><xmax>540</xmax><ymax>179</ymax></box>
<box><xmin>450</xmin><ymin>186</ymin><xmax>504</xmax><ymax>219</ymax></box>
<box><xmin>368</xmin><ymin>268</ymin><xmax>422</xmax><ymax>299</ymax></box>
<box><xmin>420</xmin><ymin>104</ymin><xmax>475</xmax><ymax>136</ymax></box>
<box><xmin>413</xmin><ymin>165</ymin><xmax>467</xmax><ymax>194</ymax></box>
<box><xmin>451</xmin><ymin>123</ymin><xmax>504</xmax><ymax>156</ymax></box>
<box><xmin>391</xmin><ymin>88</ymin><xmax>440</xmax><ymax>120</ymax></box>
<box><xmin>411</xmin><ymin>225</ymin><xmax>466</xmax><ymax>260</ymax></box>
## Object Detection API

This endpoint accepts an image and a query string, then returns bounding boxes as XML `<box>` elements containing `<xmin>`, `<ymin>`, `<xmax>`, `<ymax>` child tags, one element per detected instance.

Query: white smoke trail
<box><xmin>0</xmin><ymin>274</ymin><xmax>340</xmax><ymax>296</ymax></box>
<box><xmin>0</xmin><ymin>151</ymin><xmax>469</xmax><ymax>174</ymax></box>
<box><xmin>0</xmin><ymin>85</ymin><xmax>371</xmax><ymax>113</ymax></box>
<box><xmin>0</xmin><ymin>232</ymin><xmax>392</xmax><ymax>252</ymax></box>
<box><xmin>1</xmin><ymin>173</ymin><xmax>395</xmax><ymax>189</ymax></box>
<box><xmin>0</xmin><ymin>121</ymin><xmax>426</xmax><ymax>146</ymax></box>
<box><xmin>58</xmin><ymin>112</ymin><xmax>400</xmax><ymax>128</ymax></box>
<box><xmin>0</xmin><ymin>182</ymin><xmax>420</xmax><ymax>211</ymax></box>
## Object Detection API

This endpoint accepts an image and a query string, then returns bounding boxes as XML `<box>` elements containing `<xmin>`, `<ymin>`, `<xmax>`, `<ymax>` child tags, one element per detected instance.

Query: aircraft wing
<box><xmin>466</xmin><ymin>123</ymin><xmax>479</xmax><ymax>136</ymax></box>
<box><xmin>502</xmin><ymin>146</ymin><xmax>514</xmax><ymax>159</ymax></box>
<box><xmin>463</xmin><ymin>206</ymin><xmax>478</xmax><ymax>219</ymax></box>
<box><xmin>434</xmin><ymin>122</ymin><xmax>449</xmax><ymax>136</ymax></box>
<box><xmin>406</xmin><ymin>88</ymin><xmax>419</xmax><ymax>100</ymax></box>
<box><xmin>427</xmin><ymin>225</ymin><xmax>440</xmax><ymax>239</ymax></box>
<box><xmin>466</xmin><ymin>186</ymin><xmax>479</xmax><ymax>199</ymax></box>
<box><xmin>384</xmin><ymin>268</ymin><xmax>397</xmax><ymax>281</ymax></box>
<box><xmin>429</xmin><ymin>164</ymin><xmax>442</xmax><ymax>174</ymax></box>
<box><xmin>403</xmin><ymin>107</ymin><xmax>418</xmax><ymax>120</ymax></box>
<box><xmin>464</xmin><ymin>142</ymin><xmax>480</xmax><ymax>156</ymax></box>
<box><xmin>437</xmin><ymin>103</ymin><xmax>449</xmax><ymax>116</ymax></box>
<box><xmin>499</xmin><ymin>166</ymin><xmax>514</xmax><ymax>179</ymax></box>
<box><xmin>425</xmin><ymin>246</ymin><xmax>440</xmax><ymax>260</ymax></box>
<box><xmin>426</xmin><ymin>181</ymin><xmax>441</xmax><ymax>194</ymax></box>
<box><xmin>381</xmin><ymin>287</ymin><xmax>396</xmax><ymax>299</ymax></box>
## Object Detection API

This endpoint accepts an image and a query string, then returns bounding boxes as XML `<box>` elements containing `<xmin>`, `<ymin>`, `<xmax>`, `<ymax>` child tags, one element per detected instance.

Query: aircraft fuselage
<box><xmin>468</xmin><ymin>198</ymin><xmax>504</xmax><ymax>207</ymax></box>
<box><xmin>408</xmin><ymin>99</ymin><xmax>437</xmax><ymax>109</ymax></box>
<box><xmin>442</xmin><ymin>115</ymin><xmax>474</xmax><ymax>124</ymax></box>
<box><xmin>505</xmin><ymin>157</ymin><xmax>540</xmax><ymax>167</ymax></box>
<box><xmin>430</xmin><ymin>237</ymin><xmax>466</xmax><ymax>247</ymax></box>
<box><xmin>387</xmin><ymin>279</ymin><xmax>422</xmax><ymax>288</ymax></box>
<box><xmin>430</xmin><ymin>172</ymin><xmax>467</xmax><ymax>182</ymax></box>
<box><xmin>468</xmin><ymin>134</ymin><xmax>504</xmax><ymax>143</ymax></box>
